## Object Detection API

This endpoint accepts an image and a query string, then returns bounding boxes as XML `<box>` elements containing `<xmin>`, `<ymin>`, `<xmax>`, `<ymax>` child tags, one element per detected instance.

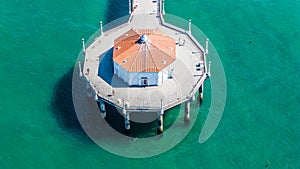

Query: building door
<box><xmin>141</xmin><ymin>77</ymin><xmax>148</xmax><ymax>86</ymax></box>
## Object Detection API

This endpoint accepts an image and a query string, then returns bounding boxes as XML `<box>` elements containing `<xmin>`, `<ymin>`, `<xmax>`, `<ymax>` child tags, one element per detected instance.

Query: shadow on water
<box><xmin>103</xmin><ymin>102</ymin><xmax>181</xmax><ymax>138</ymax></box>
<box><xmin>104</xmin><ymin>103</ymin><xmax>161</xmax><ymax>138</ymax></box>
<box><xmin>50</xmin><ymin>68</ymin><xmax>163</xmax><ymax>141</ymax></box>
<box><xmin>51</xmin><ymin>1</ymin><xmax>183</xmax><ymax>141</ymax></box>
<box><xmin>104</xmin><ymin>0</ymin><xmax>128</xmax><ymax>23</ymax></box>
<box><xmin>51</xmin><ymin>68</ymin><xmax>93</xmax><ymax>144</ymax></box>
<box><xmin>50</xmin><ymin>0</ymin><xmax>129</xmax><ymax>142</ymax></box>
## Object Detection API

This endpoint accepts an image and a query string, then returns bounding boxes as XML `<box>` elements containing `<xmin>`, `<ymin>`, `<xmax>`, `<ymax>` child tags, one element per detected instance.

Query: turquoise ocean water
<box><xmin>0</xmin><ymin>0</ymin><xmax>299</xmax><ymax>168</ymax></box>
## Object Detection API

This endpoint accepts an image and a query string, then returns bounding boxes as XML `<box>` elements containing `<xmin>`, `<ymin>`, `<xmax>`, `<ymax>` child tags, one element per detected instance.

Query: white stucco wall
<box><xmin>158</xmin><ymin>64</ymin><xmax>173</xmax><ymax>85</ymax></box>
<box><xmin>128</xmin><ymin>72</ymin><xmax>158</xmax><ymax>86</ymax></box>
<box><xmin>114</xmin><ymin>61</ymin><xmax>173</xmax><ymax>86</ymax></box>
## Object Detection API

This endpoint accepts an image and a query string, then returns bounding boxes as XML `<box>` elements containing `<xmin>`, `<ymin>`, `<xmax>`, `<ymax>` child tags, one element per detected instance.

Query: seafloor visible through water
<box><xmin>0</xmin><ymin>0</ymin><xmax>299</xmax><ymax>168</ymax></box>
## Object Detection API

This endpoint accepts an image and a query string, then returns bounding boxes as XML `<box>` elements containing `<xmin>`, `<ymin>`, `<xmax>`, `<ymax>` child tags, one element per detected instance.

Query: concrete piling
<box><xmin>184</xmin><ymin>101</ymin><xmax>191</xmax><ymax>123</ymax></box>
<box><xmin>198</xmin><ymin>84</ymin><xmax>204</xmax><ymax>103</ymax></box>
<box><xmin>100</xmin><ymin>21</ymin><xmax>103</xmax><ymax>35</ymax></box>
<box><xmin>78</xmin><ymin>61</ymin><xmax>83</xmax><ymax>77</ymax></box>
<box><xmin>82</xmin><ymin>38</ymin><xmax>86</xmax><ymax>54</ymax></box>
<box><xmin>99</xmin><ymin>99</ymin><xmax>106</xmax><ymax>118</ymax></box>
<box><xmin>157</xmin><ymin>109</ymin><xmax>164</xmax><ymax>134</ymax></box>
<box><xmin>124</xmin><ymin>111</ymin><xmax>130</xmax><ymax>130</ymax></box>
<box><xmin>123</xmin><ymin>99</ymin><xmax>130</xmax><ymax>130</ymax></box>
<box><xmin>188</xmin><ymin>19</ymin><xmax>192</xmax><ymax>34</ymax></box>
<box><xmin>162</xmin><ymin>0</ymin><xmax>165</xmax><ymax>14</ymax></box>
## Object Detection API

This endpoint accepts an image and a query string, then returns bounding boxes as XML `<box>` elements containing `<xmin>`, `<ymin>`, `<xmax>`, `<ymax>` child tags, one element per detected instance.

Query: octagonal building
<box><xmin>113</xmin><ymin>29</ymin><xmax>176</xmax><ymax>86</ymax></box>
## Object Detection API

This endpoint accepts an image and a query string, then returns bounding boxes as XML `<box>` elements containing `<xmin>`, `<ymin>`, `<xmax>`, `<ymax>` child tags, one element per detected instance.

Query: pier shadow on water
<box><xmin>51</xmin><ymin>67</ymin><xmax>180</xmax><ymax>142</ymax></box>
<box><xmin>50</xmin><ymin>0</ymin><xmax>181</xmax><ymax>142</ymax></box>
<box><xmin>104</xmin><ymin>0</ymin><xmax>129</xmax><ymax>23</ymax></box>
<box><xmin>104</xmin><ymin>103</ymin><xmax>181</xmax><ymax>138</ymax></box>
<box><xmin>104</xmin><ymin>104</ymin><xmax>159</xmax><ymax>138</ymax></box>
<box><xmin>50</xmin><ymin>68</ymin><xmax>93</xmax><ymax>144</ymax></box>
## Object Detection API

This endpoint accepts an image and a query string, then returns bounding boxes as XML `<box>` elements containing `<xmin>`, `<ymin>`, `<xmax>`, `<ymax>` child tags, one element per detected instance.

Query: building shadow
<box><xmin>98</xmin><ymin>48</ymin><xmax>129</xmax><ymax>88</ymax></box>
<box><xmin>98</xmin><ymin>48</ymin><xmax>114</xmax><ymax>84</ymax></box>
<box><xmin>50</xmin><ymin>68</ymin><xmax>93</xmax><ymax>143</ymax></box>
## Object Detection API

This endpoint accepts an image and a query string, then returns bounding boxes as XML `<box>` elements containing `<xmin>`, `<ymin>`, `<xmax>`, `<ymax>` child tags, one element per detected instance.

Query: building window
<box><xmin>141</xmin><ymin>77</ymin><xmax>148</xmax><ymax>85</ymax></box>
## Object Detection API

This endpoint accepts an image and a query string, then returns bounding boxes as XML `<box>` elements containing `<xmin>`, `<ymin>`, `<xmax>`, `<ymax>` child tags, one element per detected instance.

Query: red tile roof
<box><xmin>113</xmin><ymin>29</ymin><xmax>176</xmax><ymax>72</ymax></box>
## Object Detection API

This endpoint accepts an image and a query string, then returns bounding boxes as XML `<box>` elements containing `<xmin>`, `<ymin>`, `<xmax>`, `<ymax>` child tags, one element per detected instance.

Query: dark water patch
<box><xmin>50</xmin><ymin>68</ymin><xmax>93</xmax><ymax>144</ymax></box>
<box><xmin>102</xmin><ymin>103</ymin><xmax>126</xmax><ymax>135</ymax></box>
<box><xmin>104</xmin><ymin>103</ymin><xmax>157</xmax><ymax>138</ymax></box>
<box><xmin>103</xmin><ymin>103</ymin><xmax>181</xmax><ymax>138</ymax></box>
<box><xmin>104</xmin><ymin>0</ymin><xmax>128</xmax><ymax>23</ymax></box>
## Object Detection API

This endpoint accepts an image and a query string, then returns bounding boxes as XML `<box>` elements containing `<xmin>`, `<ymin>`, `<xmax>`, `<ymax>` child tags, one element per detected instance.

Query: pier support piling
<box><xmin>198</xmin><ymin>84</ymin><xmax>204</xmax><ymax>103</ymax></box>
<box><xmin>157</xmin><ymin>109</ymin><xmax>164</xmax><ymax>134</ymax></box>
<box><xmin>99</xmin><ymin>99</ymin><xmax>106</xmax><ymax>118</ymax></box>
<box><xmin>123</xmin><ymin>99</ymin><xmax>130</xmax><ymax>130</ymax></box>
<box><xmin>124</xmin><ymin>111</ymin><xmax>130</xmax><ymax>131</ymax></box>
<box><xmin>82</xmin><ymin>38</ymin><xmax>86</xmax><ymax>54</ymax></box>
<box><xmin>100</xmin><ymin>21</ymin><xmax>103</xmax><ymax>35</ymax></box>
<box><xmin>162</xmin><ymin>0</ymin><xmax>165</xmax><ymax>14</ymax></box>
<box><xmin>78</xmin><ymin>61</ymin><xmax>83</xmax><ymax>77</ymax></box>
<box><xmin>192</xmin><ymin>94</ymin><xmax>196</xmax><ymax>102</ymax></box>
<box><xmin>95</xmin><ymin>95</ymin><xmax>106</xmax><ymax>118</ymax></box>
<box><xmin>184</xmin><ymin>101</ymin><xmax>191</xmax><ymax>123</ymax></box>
<box><xmin>157</xmin><ymin>100</ymin><xmax>164</xmax><ymax>134</ymax></box>
<box><xmin>188</xmin><ymin>19</ymin><xmax>192</xmax><ymax>34</ymax></box>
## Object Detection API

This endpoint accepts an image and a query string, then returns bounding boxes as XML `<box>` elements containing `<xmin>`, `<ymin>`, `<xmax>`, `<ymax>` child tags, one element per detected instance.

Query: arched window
<box><xmin>141</xmin><ymin>77</ymin><xmax>148</xmax><ymax>85</ymax></box>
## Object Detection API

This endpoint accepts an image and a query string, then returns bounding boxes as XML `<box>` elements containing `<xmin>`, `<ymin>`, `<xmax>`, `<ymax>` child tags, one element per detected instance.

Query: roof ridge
<box><xmin>150</xmin><ymin>42</ymin><xmax>175</xmax><ymax>60</ymax></box>
<box><xmin>143</xmin><ymin>44</ymin><xmax>147</xmax><ymax>71</ymax></box>
<box><xmin>129</xmin><ymin>44</ymin><xmax>143</xmax><ymax>72</ymax></box>
<box><xmin>113</xmin><ymin>29</ymin><xmax>176</xmax><ymax>72</ymax></box>
<box><xmin>147</xmin><ymin>43</ymin><xmax>159</xmax><ymax>72</ymax></box>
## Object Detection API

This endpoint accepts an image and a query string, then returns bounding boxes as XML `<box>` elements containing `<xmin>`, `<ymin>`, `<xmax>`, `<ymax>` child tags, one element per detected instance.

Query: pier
<box><xmin>80</xmin><ymin>0</ymin><xmax>210</xmax><ymax>132</ymax></box>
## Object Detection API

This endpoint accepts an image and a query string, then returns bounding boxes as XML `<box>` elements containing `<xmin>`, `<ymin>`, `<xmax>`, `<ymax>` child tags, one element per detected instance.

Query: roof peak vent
<box><xmin>140</xmin><ymin>34</ymin><xmax>149</xmax><ymax>43</ymax></box>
